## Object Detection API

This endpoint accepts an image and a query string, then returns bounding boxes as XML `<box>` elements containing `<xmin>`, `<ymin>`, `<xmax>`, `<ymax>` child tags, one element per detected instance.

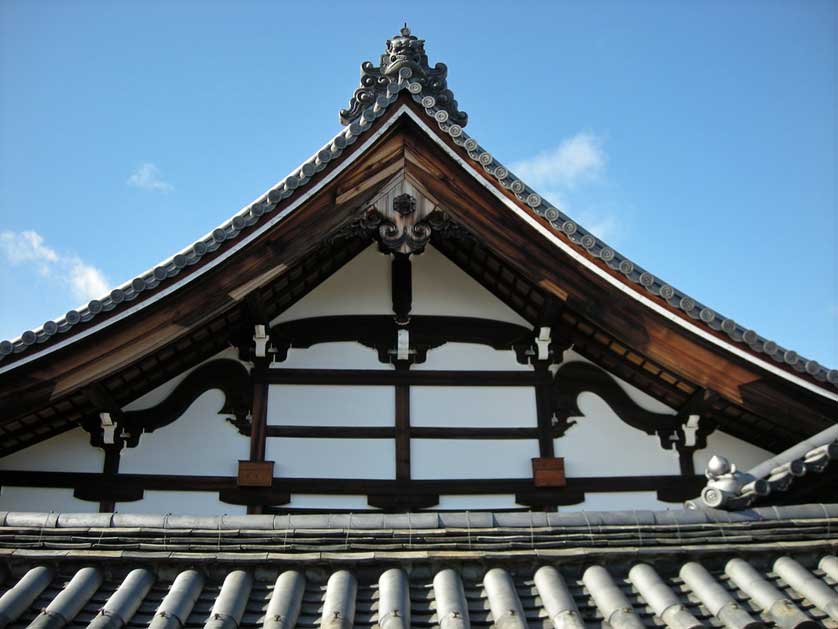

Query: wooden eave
<box><xmin>0</xmin><ymin>94</ymin><xmax>835</xmax><ymax>457</ymax></box>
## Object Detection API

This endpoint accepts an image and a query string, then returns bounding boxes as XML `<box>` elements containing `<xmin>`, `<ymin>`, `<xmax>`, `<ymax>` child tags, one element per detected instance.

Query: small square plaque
<box><xmin>532</xmin><ymin>457</ymin><xmax>566</xmax><ymax>487</ymax></box>
<box><xmin>237</xmin><ymin>460</ymin><xmax>274</xmax><ymax>487</ymax></box>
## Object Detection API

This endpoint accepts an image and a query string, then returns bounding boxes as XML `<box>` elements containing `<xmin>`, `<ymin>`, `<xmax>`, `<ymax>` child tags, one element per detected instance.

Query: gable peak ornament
<box><xmin>340</xmin><ymin>24</ymin><xmax>467</xmax><ymax>128</ymax></box>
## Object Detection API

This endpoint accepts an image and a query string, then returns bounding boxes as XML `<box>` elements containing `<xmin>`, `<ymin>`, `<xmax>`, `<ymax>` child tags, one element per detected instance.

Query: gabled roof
<box><xmin>0</xmin><ymin>27</ymin><xmax>835</xmax><ymax>456</ymax></box>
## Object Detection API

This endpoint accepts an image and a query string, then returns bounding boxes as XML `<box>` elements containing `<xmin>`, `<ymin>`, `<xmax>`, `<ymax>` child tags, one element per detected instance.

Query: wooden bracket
<box><xmin>237</xmin><ymin>460</ymin><xmax>274</xmax><ymax>487</ymax></box>
<box><xmin>532</xmin><ymin>457</ymin><xmax>566</xmax><ymax>487</ymax></box>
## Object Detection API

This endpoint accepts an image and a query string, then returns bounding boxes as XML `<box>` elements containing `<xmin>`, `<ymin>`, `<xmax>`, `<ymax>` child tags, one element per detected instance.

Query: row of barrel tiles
<box><xmin>0</xmin><ymin>556</ymin><xmax>836</xmax><ymax>628</ymax></box>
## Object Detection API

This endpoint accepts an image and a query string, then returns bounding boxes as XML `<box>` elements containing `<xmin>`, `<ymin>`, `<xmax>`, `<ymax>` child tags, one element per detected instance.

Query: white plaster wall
<box><xmin>562</xmin><ymin>491</ymin><xmax>674</xmax><ymax>512</ymax></box>
<box><xmin>555</xmin><ymin>391</ymin><xmax>681</xmax><ymax>477</ymax></box>
<box><xmin>412</xmin><ymin>246</ymin><xmax>530</xmax><ymax>326</ymax></box>
<box><xmin>115</xmin><ymin>491</ymin><xmax>245</xmax><ymax>516</ymax></box>
<box><xmin>278</xmin><ymin>342</ymin><xmax>387</xmax><ymax>370</ymax></box>
<box><xmin>561</xmin><ymin>350</ymin><xmax>676</xmax><ymax>414</ymax></box>
<box><xmin>0</xmin><ymin>428</ymin><xmax>102</xmax><ymax>472</ymax></box>
<box><xmin>414</xmin><ymin>343</ymin><xmax>531</xmax><ymax>371</ymax></box>
<box><xmin>435</xmin><ymin>495</ymin><xmax>520</xmax><ymax>510</ymax></box>
<box><xmin>267</xmin><ymin>385</ymin><xmax>394</xmax><ymax>426</ymax></box>
<box><xmin>0</xmin><ymin>487</ymin><xmax>97</xmax><ymax>513</ymax></box>
<box><xmin>120</xmin><ymin>389</ymin><xmax>249</xmax><ymax>476</ymax></box>
<box><xmin>122</xmin><ymin>347</ymin><xmax>244</xmax><ymax>411</ymax></box>
<box><xmin>285</xmin><ymin>495</ymin><xmax>372</xmax><ymax>510</ymax></box>
<box><xmin>272</xmin><ymin>245</ymin><xmax>392</xmax><ymax>323</ymax></box>
<box><xmin>411</xmin><ymin>387</ymin><xmax>537</xmax><ymax>428</ymax></box>
<box><xmin>411</xmin><ymin>439</ymin><xmax>538</xmax><ymax>479</ymax></box>
<box><xmin>267</xmin><ymin>438</ymin><xmax>394</xmax><ymax>479</ymax></box>
<box><xmin>694</xmin><ymin>430</ymin><xmax>773</xmax><ymax>473</ymax></box>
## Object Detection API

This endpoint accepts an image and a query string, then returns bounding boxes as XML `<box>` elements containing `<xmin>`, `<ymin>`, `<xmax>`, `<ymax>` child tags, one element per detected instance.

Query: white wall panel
<box><xmin>0</xmin><ymin>487</ymin><xmax>97</xmax><ymax>513</ymax></box>
<box><xmin>554</xmin><ymin>391</ymin><xmax>681</xmax><ymax>477</ymax></box>
<box><xmin>412</xmin><ymin>246</ymin><xmax>530</xmax><ymax>325</ymax></box>
<box><xmin>272</xmin><ymin>245</ymin><xmax>391</xmax><ymax>323</ymax></box>
<box><xmin>278</xmin><ymin>342</ymin><xmax>386</xmax><ymax>369</ymax></box>
<box><xmin>267</xmin><ymin>438</ymin><xmax>394</xmax><ymax>479</ymax></box>
<box><xmin>0</xmin><ymin>428</ymin><xmax>102</xmax><ymax>473</ymax></box>
<box><xmin>415</xmin><ymin>343</ymin><xmax>531</xmax><ymax>371</ymax></box>
<box><xmin>285</xmin><ymin>495</ymin><xmax>372</xmax><ymax>510</ymax></box>
<box><xmin>116</xmin><ymin>491</ymin><xmax>245</xmax><ymax>516</ymax></box>
<box><xmin>120</xmin><ymin>389</ymin><xmax>249</xmax><ymax>476</ymax></box>
<box><xmin>411</xmin><ymin>387</ymin><xmax>537</xmax><ymax>427</ymax></box>
<box><xmin>560</xmin><ymin>351</ymin><xmax>675</xmax><ymax>414</ymax></box>
<box><xmin>435</xmin><ymin>494</ymin><xmax>520</xmax><ymax>510</ymax></box>
<box><xmin>267</xmin><ymin>385</ymin><xmax>394</xmax><ymax>426</ymax></box>
<box><xmin>693</xmin><ymin>430</ymin><xmax>773</xmax><ymax>474</ymax></box>
<box><xmin>412</xmin><ymin>439</ymin><xmax>538</xmax><ymax>479</ymax></box>
<box><xmin>122</xmin><ymin>347</ymin><xmax>243</xmax><ymax>411</ymax></box>
<box><xmin>562</xmin><ymin>491</ymin><xmax>674</xmax><ymax>512</ymax></box>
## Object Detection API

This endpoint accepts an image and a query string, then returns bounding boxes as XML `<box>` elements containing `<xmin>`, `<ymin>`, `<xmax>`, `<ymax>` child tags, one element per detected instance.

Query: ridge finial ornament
<box><xmin>340</xmin><ymin>26</ymin><xmax>467</xmax><ymax>128</ymax></box>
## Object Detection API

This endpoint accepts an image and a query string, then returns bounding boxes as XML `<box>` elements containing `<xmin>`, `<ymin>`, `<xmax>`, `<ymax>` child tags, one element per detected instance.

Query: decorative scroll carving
<box><xmin>270</xmin><ymin>315</ymin><xmax>533</xmax><ymax>366</ymax></box>
<box><xmin>340</xmin><ymin>24</ymin><xmax>467</xmax><ymax>128</ymax></box>
<box><xmin>331</xmin><ymin>206</ymin><xmax>474</xmax><ymax>254</ymax></box>
<box><xmin>111</xmin><ymin>359</ymin><xmax>251</xmax><ymax>447</ymax></box>
<box><xmin>551</xmin><ymin>362</ymin><xmax>716</xmax><ymax>465</ymax></box>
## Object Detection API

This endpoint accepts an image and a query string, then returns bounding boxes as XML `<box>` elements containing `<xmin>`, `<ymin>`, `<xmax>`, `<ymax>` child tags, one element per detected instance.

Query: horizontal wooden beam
<box><xmin>265</xmin><ymin>425</ymin><xmax>542</xmax><ymax>439</ymax></box>
<box><xmin>261</xmin><ymin>369</ymin><xmax>549</xmax><ymax>386</ymax></box>
<box><xmin>0</xmin><ymin>469</ymin><xmax>702</xmax><ymax>497</ymax></box>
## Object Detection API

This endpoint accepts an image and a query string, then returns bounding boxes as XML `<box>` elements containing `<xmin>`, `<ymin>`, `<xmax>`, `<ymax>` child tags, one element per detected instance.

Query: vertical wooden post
<box><xmin>249</xmin><ymin>379</ymin><xmax>268</xmax><ymax>463</ymax></box>
<box><xmin>395</xmin><ymin>384</ymin><xmax>411</xmax><ymax>481</ymax></box>
<box><xmin>98</xmin><ymin>444</ymin><xmax>120</xmax><ymax>514</ymax></box>
<box><xmin>534</xmin><ymin>372</ymin><xmax>555</xmax><ymax>458</ymax></box>
<box><xmin>247</xmin><ymin>368</ymin><xmax>269</xmax><ymax>515</ymax></box>
<box><xmin>392</xmin><ymin>254</ymin><xmax>412</xmax><ymax>325</ymax></box>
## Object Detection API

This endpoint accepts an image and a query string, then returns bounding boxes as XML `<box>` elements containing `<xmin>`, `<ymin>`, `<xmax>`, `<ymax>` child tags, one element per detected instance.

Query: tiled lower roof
<box><xmin>0</xmin><ymin>506</ymin><xmax>837</xmax><ymax>629</ymax></box>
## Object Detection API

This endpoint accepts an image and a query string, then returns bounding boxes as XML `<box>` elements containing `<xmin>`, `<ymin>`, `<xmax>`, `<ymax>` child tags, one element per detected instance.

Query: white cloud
<box><xmin>0</xmin><ymin>230</ymin><xmax>109</xmax><ymax>302</ymax></box>
<box><xmin>575</xmin><ymin>210</ymin><xmax>621</xmax><ymax>243</ymax></box>
<box><xmin>127</xmin><ymin>162</ymin><xmax>173</xmax><ymax>192</ymax></box>
<box><xmin>511</xmin><ymin>132</ymin><xmax>622</xmax><ymax>243</ymax></box>
<box><xmin>511</xmin><ymin>132</ymin><xmax>605</xmax><ymax>188</ymax></box>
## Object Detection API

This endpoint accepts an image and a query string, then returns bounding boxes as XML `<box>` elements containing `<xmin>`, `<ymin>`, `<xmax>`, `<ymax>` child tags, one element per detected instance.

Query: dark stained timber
<box><xmin>262</xmin><ymin>369</ymin><xmax>549</xmax><ymax>386</ymax></box>
<box><xmin>0</xmin><ymin>470</ymin><xmax>710</xmax><ymax>505</ymax></box>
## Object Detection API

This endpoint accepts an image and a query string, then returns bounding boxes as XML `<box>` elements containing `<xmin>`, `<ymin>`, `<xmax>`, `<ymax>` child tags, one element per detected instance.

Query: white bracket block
<box><xmin>253</xmin><ymin>324</ymin><xmax>269</xmax><ymax>358</ymax></box>
<box><xmin>535</xmin><ymin>326</ymin><xmax>552</xmax><ymax>361</ymax></box>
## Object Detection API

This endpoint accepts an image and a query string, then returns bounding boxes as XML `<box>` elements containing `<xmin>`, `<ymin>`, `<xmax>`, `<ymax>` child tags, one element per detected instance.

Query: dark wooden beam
<box><xmin>392</xmin><ymin>253</ymin><xmax>412</xmax><ymax>326</ymax></box>
<box><xmin>261</xmin><ymin>369</ymin><xmax>550</xmax><ymax>386</ymax></box>
<box><xmin>395</xmin><ymin>384</ymin><xmax>411</xmax><ymax>480</ymax></box>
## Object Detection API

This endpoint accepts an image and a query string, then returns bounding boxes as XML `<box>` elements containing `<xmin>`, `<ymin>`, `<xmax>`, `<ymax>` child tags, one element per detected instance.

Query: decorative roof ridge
<box><xmin>406</xmin><ymin>94</ymin><xmax>837</xmax><ymax>389</ymax></box>
<box><xmin>340</xmin><ymin>23</ymin><xmax>466</xmax><ymax>129</ymax></box>
<box><xmin>0</xmin><ymin>69</ymin><xmax>416</xmax><ymax>366</ymax></box>
<box><xmin>1</xmin><ymin>26</ymin><xmax>836</xmax><ymax>393</ymax></box>
<box><xmin>693</xmin><ymin>423</ymin><xmax>838</xmax><ymax>510</ymax></box>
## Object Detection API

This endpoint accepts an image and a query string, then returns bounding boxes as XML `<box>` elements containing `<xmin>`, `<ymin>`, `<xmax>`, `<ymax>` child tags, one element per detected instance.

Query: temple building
<box><xmin>0</xmin><ymin>27</ymin><xmax>835</xmax><ymax>629</ymax></box>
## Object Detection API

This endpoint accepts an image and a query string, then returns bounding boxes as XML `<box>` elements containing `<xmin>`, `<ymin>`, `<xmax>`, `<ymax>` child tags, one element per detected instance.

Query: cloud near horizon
<box><xmin>512</xmin><ymin>132</ymin><xmax>620</xmax><ymax>242</ymax></box>
<box><xmin>0</xmin><ymin>230</ymin><xmax>110</xmax><ymax>303</ymax></box>
<box><xmin>127</xmin><ymin>162</ymin><xmax>173</xmax><ymax>192</ymax></box>
<box><xmin>511</xmin><ymin>132</ymin><xmax>606</xmax><ymax>188</ymax></box>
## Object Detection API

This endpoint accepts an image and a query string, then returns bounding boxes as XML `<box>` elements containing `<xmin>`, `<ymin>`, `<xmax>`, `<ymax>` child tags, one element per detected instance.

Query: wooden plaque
<box><xmin>532</xmin><ymin>457</ymin><xmax>566</xmax><ymax>487</ymax></box>
<box><xmin>237</xmin><ymin>460</ymin><xmax>275</xmax><ymax>487</ymax></box>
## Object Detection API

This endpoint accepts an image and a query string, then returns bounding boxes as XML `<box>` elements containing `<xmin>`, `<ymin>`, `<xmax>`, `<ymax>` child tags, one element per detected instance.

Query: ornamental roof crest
<box><xmin>340</xmin><ymin>24</ymin><xmax>467</xmax><ymax>128</ymax></box>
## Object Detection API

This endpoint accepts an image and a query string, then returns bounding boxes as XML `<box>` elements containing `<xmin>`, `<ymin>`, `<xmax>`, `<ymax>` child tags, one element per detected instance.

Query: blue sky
<box><xmin>1</xmin><ymin>1</ymin><xmax>836</xmax><ymax>368</ymax></box>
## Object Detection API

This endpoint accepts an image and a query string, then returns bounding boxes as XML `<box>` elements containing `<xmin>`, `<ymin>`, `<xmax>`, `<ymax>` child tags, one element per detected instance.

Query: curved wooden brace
<box><xmin>119</xmin><ymin>359</ymin><xmax>251</xmax><ymax>445</ymax></box>
<box><xmin>270</xmin><ymin>315</ymin><xmax>533</xmax><ymax>365</ymax></box>
<box><xmin>552</xmin><ymin>361</ymin><xmax>686</xmax><ymax>450</ymax></box>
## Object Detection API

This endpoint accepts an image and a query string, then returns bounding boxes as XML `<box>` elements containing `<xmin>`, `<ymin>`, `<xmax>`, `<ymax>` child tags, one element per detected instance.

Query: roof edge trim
<box><xmin>0</xmin><ymin>105</ymin><xmax>410</xmax><ymax>377</ymax></box>
<box><xmin>403</xmin><ymin>109</ymin><xmax>838</xmax><ymax>402</ymax></box>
